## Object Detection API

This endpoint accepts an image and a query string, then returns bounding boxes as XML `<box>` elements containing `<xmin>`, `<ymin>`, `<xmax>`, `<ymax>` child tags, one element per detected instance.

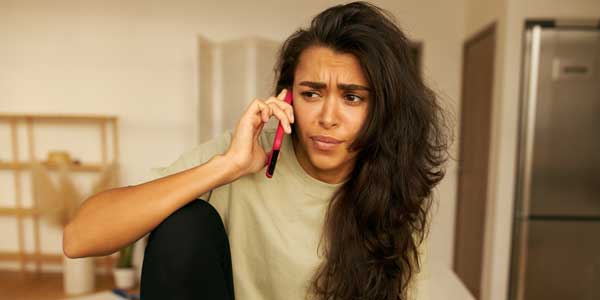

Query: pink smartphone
<box><xmin>266</xmin><ymin>89</ymin><xmax>293</xmax><ymax>178</ymax></box>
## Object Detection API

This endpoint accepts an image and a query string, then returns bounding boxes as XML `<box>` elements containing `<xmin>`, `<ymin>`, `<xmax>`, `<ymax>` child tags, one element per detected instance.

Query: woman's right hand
<box><xmin>224</xmin><ymin>88</ymin><xmax>295</xmax><ymax>178</ymax></box>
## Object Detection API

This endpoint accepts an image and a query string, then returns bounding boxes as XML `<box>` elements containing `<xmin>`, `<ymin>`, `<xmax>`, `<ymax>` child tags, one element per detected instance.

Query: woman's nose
<box><xmin>318</xmin><ymin>96</ymin><xmax>339</xmax><ymax>129</ymax></box>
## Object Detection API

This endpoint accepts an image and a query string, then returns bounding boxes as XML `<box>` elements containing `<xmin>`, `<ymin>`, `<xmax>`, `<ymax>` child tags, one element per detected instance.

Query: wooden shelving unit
<box><xmin>0</xmin><ymin>113</ymin><xmax>120</xmax><ymax>274</ymax></box>
<box><xmin>0</xmin><ymin>161</ymin><xmax>105</xmax><ymax>172</ymax></box>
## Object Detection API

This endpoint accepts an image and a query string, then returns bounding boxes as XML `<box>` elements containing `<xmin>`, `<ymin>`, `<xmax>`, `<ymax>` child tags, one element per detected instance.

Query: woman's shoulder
<box><xmin>148</xmin><ymin>129</ymin><xmax>235</xmax><ymax>180</ymax></box>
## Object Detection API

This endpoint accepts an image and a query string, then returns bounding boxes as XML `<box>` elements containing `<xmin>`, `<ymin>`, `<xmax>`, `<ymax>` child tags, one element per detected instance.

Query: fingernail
<box><xmin>278</xmin><ymin>89</ymin><xmax>287</xmax><ymax>98</ymax></box>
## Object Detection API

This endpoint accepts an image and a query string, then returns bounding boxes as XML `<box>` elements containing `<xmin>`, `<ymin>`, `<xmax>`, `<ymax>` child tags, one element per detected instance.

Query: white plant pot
<box><xmin>63</xmin><ymin>255</ymin><xmax>95</xmax><ymax>295</ymax></box>
<box><xmin>113</xmin><ymin>267</ymin><xmax>137</xmax><ymax>289</ymax></box>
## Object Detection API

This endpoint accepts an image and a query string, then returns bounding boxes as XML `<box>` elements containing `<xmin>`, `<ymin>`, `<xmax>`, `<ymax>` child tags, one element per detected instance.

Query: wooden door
<box><xmin>453</xmin><ymin>23</ymin><xmax>496</xmax><ymax>299</ymax></box>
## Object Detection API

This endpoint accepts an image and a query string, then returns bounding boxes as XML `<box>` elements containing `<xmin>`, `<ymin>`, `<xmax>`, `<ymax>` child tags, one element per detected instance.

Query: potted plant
<box><xmin>113</xmin><ymin>244</ymin><xmax>137</xmax><ymax>289</ymax></box>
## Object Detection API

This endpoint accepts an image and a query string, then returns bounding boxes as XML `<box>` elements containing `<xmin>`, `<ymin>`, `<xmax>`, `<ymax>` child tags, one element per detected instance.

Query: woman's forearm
<box><xmin>63</xmin><ymin>154</ymin><xmax>240</xmax><ymax>258</ymax></box>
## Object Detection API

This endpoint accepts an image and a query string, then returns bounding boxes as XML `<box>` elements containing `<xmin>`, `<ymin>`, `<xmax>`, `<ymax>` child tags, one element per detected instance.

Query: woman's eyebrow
<box><xmin>299</xmin><ymin>81</ymin><xmax>327</xmax><ymax>89</ymax></box>
<box><xmin>299</xmin><ymin>81</ymin><xmax>371</xmax><ymax>92</ymax></box>
<box><xmin>338</xmin><ymin>83</ymin><xmax>371</xmax><ymax>92</ymax></box>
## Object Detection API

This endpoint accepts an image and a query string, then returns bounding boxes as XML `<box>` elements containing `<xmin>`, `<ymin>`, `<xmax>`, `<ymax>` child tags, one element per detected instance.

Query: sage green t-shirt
<box><xmin>149</xmin><ymin>126</ymin><xmax>428</xmax><ymax>300</ymax></box>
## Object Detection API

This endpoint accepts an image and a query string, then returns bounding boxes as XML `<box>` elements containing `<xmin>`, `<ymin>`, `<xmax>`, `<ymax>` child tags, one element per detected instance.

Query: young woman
<box><xmin>63</xmin><ymin>2</ymin><xmax>449</xmax><ymax>300</ymax></box>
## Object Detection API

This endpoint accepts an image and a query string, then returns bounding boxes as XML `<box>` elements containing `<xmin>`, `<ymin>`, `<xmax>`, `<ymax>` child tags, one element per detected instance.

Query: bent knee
<box><xmin>156</xmin><ymin>200</ymin><xmax>225</xmax><ymax>239</ymax></box>
<box><xmin>145</xmin><ymin>200</ymin><xmax>228</xmax><ymax>264</ymax></box>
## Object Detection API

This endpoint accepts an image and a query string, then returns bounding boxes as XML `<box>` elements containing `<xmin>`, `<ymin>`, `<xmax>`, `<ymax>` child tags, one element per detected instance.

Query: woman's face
<box><xmin>291</xmin><ymin>46</ymin><xmax>370</xmax><ymax>184</ymax></box>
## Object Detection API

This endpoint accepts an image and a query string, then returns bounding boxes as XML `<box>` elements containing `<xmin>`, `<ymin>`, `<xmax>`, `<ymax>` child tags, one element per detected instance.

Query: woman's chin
<box><xmin>307</xmin><ymin>153</ymin><xmax>343</xmax><ymax>172</ymax></box>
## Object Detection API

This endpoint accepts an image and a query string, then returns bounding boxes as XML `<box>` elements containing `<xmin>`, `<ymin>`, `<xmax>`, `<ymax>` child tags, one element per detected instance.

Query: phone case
<box><xmin>266</xmin><ymin>89</ymin><xmax>293</xmax><ymax>178</ymax></box>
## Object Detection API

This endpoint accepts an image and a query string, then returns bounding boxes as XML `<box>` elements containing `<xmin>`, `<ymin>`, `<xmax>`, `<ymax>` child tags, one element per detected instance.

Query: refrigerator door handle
<box><xmin>515</xmin><ymin>25</ymin><xmax>542</xmax><ymax>300</ymax></box>
<box><xmin>522</xmin><ymin>25</ymin><xmax>542</xmax><ymax>219</ymax></box>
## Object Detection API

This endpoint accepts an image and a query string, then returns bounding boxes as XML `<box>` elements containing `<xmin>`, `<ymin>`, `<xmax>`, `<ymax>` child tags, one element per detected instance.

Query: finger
<box><xmin>267</xmin><ymin>102</ymin><xmax>292</xmax><ymax>133</ymax></box>
<box><xmin>247</xmin><ymin>99</ymin><xmax>266</xmax><ymax>123</ymax></box>
<box><xmin>254</xmin><ymin>120</ymin><xmax>265</xmax><ymax>139</ymax></box>
<box><xmin>256</xmin><ymin>101</ymin><xmax>270</xmax><ymax>123</ymax></box>
<box><xmin>276</xmin><ymin>89</ymin><xmax>287</xmax><ymax>101</ymax></box>
<box><xmin>266</xmin><ymin>98</ymin><xmax>294</xmax><ymax>123</ymax></box>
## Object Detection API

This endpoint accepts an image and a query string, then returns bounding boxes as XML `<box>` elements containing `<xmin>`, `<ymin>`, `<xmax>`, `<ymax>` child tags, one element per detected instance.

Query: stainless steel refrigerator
<box><xmin>510</xmin><ymin>20</ymin><xmax>600</xmax><ymax>300</ymax></box>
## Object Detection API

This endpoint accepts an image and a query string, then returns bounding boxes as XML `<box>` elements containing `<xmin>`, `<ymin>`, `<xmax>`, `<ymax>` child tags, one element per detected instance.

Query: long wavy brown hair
<box><xmin>273</xmin><ymin>2</ymin><xmax>451</xmax><ymax>299</ymax></box>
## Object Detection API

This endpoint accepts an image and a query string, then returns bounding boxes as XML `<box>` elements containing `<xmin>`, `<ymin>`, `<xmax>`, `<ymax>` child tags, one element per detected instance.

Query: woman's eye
<box><xmin>301</xmin><ymin>91</ymin><xmax>320</xmax><ymax>98</ymax></box>
<box><xmin>345</xmin><ymin>94</ymin><xmax>363</xmax><ymax>103</ymax></box>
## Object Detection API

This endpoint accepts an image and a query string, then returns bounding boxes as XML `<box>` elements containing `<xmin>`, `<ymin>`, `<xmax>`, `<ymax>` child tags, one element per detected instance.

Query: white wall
<box><xmin>465</xmin><ymin>0</ymin><xmax>600</xmax><ymax>299</ymax></box>
<box><xmin>0</xmin><ymin>0</ymin><xmax>465</xmax><ymax>272</ymax></box>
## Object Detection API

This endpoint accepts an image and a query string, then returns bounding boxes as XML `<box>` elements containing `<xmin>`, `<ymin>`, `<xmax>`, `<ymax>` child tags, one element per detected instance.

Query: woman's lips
<box><xmin>311</xmin><ymin>136</ymin><xmax>342</xmax><ymax>151</ymax></box>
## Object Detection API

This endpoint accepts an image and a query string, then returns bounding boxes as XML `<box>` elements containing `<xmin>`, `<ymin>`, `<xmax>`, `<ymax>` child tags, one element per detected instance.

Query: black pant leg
<box><xmin>140</xmin><ymin>199</ymin><xmax>234</xmax><ymax>300</ymax></box>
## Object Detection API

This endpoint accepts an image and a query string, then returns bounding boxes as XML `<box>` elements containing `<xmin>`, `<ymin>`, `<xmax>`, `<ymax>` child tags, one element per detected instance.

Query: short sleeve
<box><xmin>147</xmin><ymin>129</ymin><xmax>233</xmax><ymax>201</ymax></box>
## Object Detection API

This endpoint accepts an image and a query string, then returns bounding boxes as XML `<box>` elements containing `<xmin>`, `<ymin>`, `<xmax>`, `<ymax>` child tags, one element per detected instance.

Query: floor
<box><xmin>0</xmin><ymin>271</ymin><xmax>138</xmax><ymax>300</ymax></box>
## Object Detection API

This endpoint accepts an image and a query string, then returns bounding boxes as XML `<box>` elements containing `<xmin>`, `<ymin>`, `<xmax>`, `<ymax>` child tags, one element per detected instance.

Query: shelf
<box><xmin>0</xmin><ymin>161</ymin><xmax>105</xmax><ymax>172</ymax></box>
<box><xmin>0</xmin><ymin>207</ymin><xmax>38</xmax><ymax>217</ymax></box>
<box><xmin>0</xmin><ymin>252</ymin><xmax>62</xmax><ymax>263</ymax></box>
<box><xmin>1</xmin><ymin>113</ymin><xmax>120</xmax><ymax>274</ymax></box>
<box><xmin>0</xmin><ymin>113</ymin><xmax>117</xmax><ymax>123</ymax></box>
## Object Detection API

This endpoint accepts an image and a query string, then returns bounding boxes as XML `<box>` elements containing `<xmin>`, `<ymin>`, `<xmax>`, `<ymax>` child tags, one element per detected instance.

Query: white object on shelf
<box><xmin>113</xmin><ymin>267</ymin><xmax>137</xmax><ymax>289</ymax></box>
<box><xmin>63</xmin><ymin>255</ymin><xmax>95</xmax><ymax>295</ymax></box>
